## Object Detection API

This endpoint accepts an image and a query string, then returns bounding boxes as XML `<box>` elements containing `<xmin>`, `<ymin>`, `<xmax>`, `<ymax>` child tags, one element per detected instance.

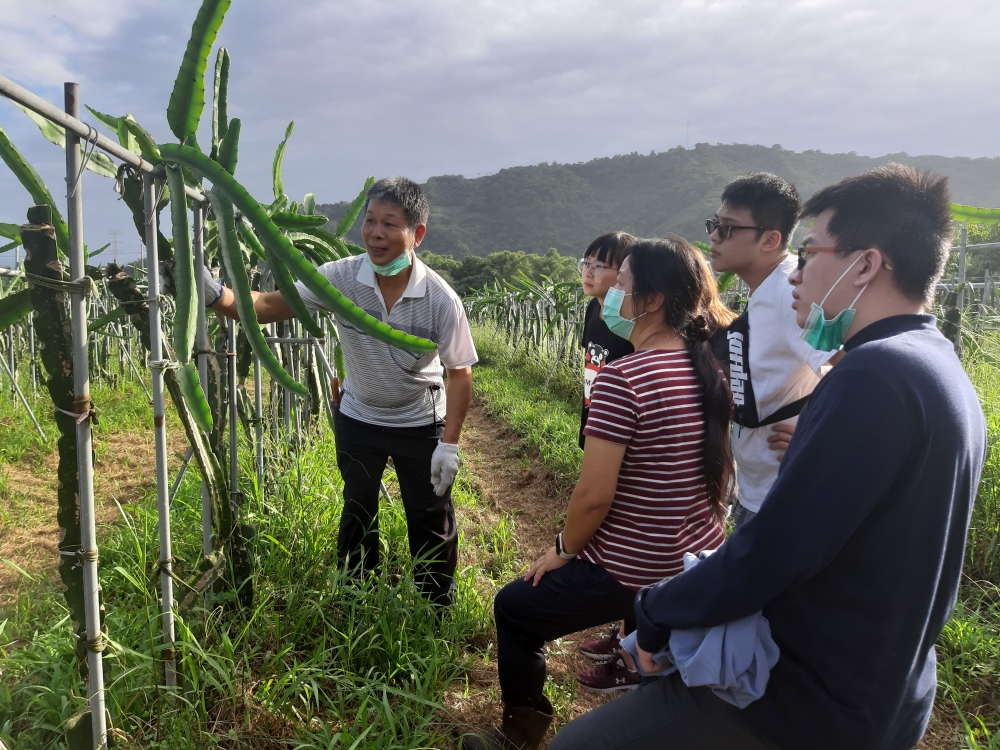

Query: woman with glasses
<box><xmin>577</xmin><ymin>233</ymin><xmax>637</xmax><ymax>450</ymax></box>
<box><xmin>462</xmin><ymin>237</ymin><xmax>736</xmax><ymax>750</ymax></box>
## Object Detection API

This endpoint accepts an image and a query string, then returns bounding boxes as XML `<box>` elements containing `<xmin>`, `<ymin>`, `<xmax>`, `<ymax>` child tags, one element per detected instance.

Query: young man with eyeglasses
<box><xmin>706</xmin><ymin>173</ymin><xmax>837</xmax><ymax>528</ymax></box>
<box><xmin>549</xmin><ymin>164</ymin><xmax>985</xmax><ymax>750</ymax></box>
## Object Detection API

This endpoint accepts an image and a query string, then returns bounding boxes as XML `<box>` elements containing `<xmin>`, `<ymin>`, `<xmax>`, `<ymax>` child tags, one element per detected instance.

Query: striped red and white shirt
<box><xmin>580</xmin><ymin>348</ymin><xmax>726</xmax><ymax>590</ymax></box>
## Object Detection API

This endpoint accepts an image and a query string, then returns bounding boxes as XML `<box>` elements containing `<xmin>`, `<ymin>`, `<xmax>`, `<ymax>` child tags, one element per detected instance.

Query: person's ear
<box><xmin>636</xmin><ymin>292</ymin><xmax>664</xmax><ymax>316</ymax></box>
<box><xmin>854</xmin><ymin>248</ymin><xmax>884</xmax><ymax>287</ymax></box>
<box><xmin>412</xmin><ymin>224</ymin><xmax>427</xmax><ymax>248</ymax></box>
<box><xmin>760</xmin><ymin>229</ymin><xmax>784</xmax><ymax>254</ymax></box>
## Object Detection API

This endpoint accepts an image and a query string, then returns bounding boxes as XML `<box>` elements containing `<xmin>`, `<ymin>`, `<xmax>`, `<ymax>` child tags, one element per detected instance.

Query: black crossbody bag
<box><xmin>710</xmin><ymin>309</ymin><xmax>810</xmax><ymax>429</ymax></box>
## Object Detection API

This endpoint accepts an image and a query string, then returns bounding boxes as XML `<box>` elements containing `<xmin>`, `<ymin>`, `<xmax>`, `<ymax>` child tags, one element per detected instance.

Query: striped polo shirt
<box><xmin>295</xmin><ymin>253</ymin><xmax>478</xmax><ymax>427</ymax></box>
<box><xmin>580</xmin><ymin>348</ymin><xmax>726</xmax><ymax>590</ymax></box>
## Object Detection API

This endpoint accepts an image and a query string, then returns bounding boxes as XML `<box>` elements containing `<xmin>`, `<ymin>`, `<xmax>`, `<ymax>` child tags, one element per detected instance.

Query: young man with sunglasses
<box><xmin>706</xmin><ymin>173</ymin><xmax>837</xmax><ymax>528</ymax></box>
<box><xmin>550</xmin><ymin>165</ymin><xmax>985</xmax><ymax>750</ymax></box>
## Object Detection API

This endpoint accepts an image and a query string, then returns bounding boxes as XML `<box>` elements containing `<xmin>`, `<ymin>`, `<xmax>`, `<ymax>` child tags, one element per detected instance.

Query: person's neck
<box><xmin>631</xmin><ymin>322</ymin><xmax>685</xmax><ymax>351</ymax></box>
<box><xmin>843</xmin><ymin>286</ymin><xmax>925</xmax><ymax>343</ymax></box>
<box><xmin>738</xmin><ymin>254</ymin><xmax>786</xmax><ymax>294</ymax></box>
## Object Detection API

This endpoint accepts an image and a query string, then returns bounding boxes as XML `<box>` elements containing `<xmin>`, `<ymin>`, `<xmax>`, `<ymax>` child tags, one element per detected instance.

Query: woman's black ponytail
<box><xmin>629</xmin><ymin>238</ymin><xmax>737</xmax><ymax>521</ymax></box>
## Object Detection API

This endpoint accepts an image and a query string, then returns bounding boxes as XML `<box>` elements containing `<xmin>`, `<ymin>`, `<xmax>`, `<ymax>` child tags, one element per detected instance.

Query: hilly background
<box><xmin>318</xmin><ymin>143</ymin><xmax>1000</xmax><ymax>259</ymax></box>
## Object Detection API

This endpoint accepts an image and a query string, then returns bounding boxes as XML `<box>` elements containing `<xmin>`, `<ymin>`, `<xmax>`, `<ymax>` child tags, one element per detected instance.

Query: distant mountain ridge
<box><xmin>318</xmin><ymin>143</ymin><xmax>1000</xmax><ymax>258</ymax></box>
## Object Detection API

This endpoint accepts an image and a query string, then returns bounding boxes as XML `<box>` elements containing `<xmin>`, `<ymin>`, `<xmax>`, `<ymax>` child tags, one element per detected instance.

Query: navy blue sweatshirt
<box><xmin>635</xmin><ymin>315</ymin><xmax>986</xmax><ymax>750</ymax></box>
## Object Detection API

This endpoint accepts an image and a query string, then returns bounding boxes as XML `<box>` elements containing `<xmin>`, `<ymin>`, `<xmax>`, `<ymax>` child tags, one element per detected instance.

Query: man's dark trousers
<box><xmin>334</xmin><ymin>411</ymin><xmax>457</xmax><ymax>605</ymax></box>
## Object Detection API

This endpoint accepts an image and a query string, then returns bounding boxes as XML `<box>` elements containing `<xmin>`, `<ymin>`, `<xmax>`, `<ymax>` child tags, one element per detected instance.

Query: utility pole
<box><xmin>109</xmin><ymin>228</ymin><xmax>121</xmax><ymax>264</ymax></box>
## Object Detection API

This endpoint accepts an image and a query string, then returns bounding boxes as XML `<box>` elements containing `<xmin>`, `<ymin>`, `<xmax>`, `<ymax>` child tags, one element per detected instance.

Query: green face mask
<box><xmin>800</xmin><ymin>254</ymin><xmax>867</xmax><ymax>352</ymax></box>
<box><xmin>366</xmin><ymin>249</ymin><xmax>412</xmax><ymax>277</ymax></box>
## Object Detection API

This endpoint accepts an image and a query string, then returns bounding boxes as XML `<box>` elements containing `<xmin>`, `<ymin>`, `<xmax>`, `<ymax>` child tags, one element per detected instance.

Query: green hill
<box><xmin>319</xmin><ymin>143</ymin><xmax>1000</xmax><ymax>259</ymax></box>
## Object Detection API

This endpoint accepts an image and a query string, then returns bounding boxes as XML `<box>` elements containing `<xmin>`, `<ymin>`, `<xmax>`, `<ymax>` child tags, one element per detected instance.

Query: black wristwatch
<box><xmin>555</xmin><ymin>532</ymin><xmax>577</xmax><ymax>561</ymax></box>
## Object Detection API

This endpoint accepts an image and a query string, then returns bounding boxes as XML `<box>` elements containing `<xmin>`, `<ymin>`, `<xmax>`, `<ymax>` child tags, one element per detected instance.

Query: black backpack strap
<box><xmin>756</xmin><ymin>395</ymin><xmax>811</xmax><ymax>427</ymax></box>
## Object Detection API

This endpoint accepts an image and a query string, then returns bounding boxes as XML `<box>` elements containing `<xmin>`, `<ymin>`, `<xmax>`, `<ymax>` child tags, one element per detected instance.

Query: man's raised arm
<box><xmin>208</xmin><ymin>285</ymin><xmax>294</xmax><ymax>324</ymax></box>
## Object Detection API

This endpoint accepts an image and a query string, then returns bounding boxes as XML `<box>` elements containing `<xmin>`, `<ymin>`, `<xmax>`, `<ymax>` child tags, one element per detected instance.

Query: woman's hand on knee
<box><xmin>523</xmin><ymin>546</ymin><xmax>570</xmax><ymax>587</ymax></box>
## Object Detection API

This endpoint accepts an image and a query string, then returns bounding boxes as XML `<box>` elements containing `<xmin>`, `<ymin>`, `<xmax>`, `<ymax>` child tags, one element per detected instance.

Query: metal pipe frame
<box><xmin>227</xmin><ymin>320</ymin><xmax>239</xmax><ymax>514</ymax></box>
<box><xmin>193</xmin><ymin>204</ymin><xmax>214</xmax><ymax>562</ymax></box>
<box><xmin>143</xmin><ymin>172</ymin><xmax>177</xmax><ymax>688</ymax></box>
<box><xmin>0</xmin><ymin>74</ymin><xmax>205</xmax><ymax>204</ymax></box>
<box><xmin>65</xmin><ymin>82</ymin><xmax>108</xmax><ymax>750</ymax></box>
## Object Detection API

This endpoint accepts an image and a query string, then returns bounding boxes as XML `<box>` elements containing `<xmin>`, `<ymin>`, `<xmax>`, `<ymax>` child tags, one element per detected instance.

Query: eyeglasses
<box><xmin>578</xmin><ymin>258</ymin><xmax>616</xmax><ymax>278</ymax></box>
<box><xmin>795</xmin><ymin>245</ymin><xmax>893</xmax><ymax>272</ymax></box>
<box><xmin>705</xmin><ymin>218</ymin><xmax>768</xmax><ymax>241</ymax></box>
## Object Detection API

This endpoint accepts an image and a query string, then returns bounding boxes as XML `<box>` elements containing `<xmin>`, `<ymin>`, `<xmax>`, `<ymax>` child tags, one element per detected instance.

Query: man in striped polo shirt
<box><xmin>208</xmin><ymin>177</ymin><xmax>477</xmax><ymax>605</ymax></box>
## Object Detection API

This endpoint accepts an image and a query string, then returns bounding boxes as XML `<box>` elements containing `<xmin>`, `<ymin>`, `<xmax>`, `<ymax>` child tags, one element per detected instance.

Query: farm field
<box><xmin>0</xmin><ymin>320</ymin><xmax>996</xmax><ymax>749</ymax></box>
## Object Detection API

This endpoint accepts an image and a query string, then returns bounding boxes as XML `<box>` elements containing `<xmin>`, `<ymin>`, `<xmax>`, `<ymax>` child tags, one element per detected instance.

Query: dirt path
<box><xmin>446</xmin><ymin>399</ymin><xmax>620</xmax><ymax>745</ymax></box>
<box><xmin>0</xmin><ymin>424</ymin><xmax>187</xmax><ymax>609</ymax></box>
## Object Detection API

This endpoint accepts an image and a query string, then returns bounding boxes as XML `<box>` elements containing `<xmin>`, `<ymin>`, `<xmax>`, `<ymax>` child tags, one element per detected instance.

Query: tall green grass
<box><xmin>471</xmin><ymin>325</ymin><xmax>583</xmax><ymax>487</ymax></box>
<box><xmin>0</xmin><ymin>375</ymin><xmax>522</xmax><ymax>748</ymax></box>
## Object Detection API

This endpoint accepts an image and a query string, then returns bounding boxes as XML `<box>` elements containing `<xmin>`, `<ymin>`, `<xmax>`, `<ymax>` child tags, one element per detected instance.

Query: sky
<box><xmin>1</xmin><ymin>0</ymin><xmax>998</xmax><ymax>265</ymax></box>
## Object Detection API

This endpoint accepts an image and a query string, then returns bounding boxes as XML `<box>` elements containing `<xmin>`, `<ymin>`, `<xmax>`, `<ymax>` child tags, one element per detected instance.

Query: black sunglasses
<box><xmin>705</xmin><ymin>218</ymin><xmax>768</xmax><ymax>241</ymax></box>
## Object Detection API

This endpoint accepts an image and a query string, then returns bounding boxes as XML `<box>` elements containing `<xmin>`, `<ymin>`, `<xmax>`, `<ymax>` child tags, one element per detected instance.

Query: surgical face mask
<box><xmin>366</xmin><ymin>249</ymin><xmax>412</xmax><ymax>276</ymax></box>
<box><xmin>800</xmin><ymin>254</ymin><xmax>868</xmax><ymax>351</ymax></box>
<box><xmin>604</xmin><ymin>286</ymin><xmax>646</xmax><ymax>340</ymax></box>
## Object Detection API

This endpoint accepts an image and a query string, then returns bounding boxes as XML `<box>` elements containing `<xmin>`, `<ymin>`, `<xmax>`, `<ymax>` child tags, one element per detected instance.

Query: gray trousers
<box><xmin>548</xmin><ymin>672</ymin><xmax>780</xmax><ymax>750</ymax></box>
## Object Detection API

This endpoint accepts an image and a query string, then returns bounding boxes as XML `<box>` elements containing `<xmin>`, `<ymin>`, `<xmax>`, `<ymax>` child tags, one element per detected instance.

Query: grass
<box><xmin>0</xmin><ymin>361</ymin><xmax>527</xmax><ymax>748</ymax></box>
<box><xmin>471</xmin><ymin>325</ymin><xmax>584</xmax><ymax>488</ymax></box>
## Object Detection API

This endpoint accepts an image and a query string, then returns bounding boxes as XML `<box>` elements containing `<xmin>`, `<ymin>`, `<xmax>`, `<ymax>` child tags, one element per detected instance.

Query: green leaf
<box><xmin>951</xmin><ymin>203</ymin><xmax>1000</xmax><ymax>225</ymax></box>
<box><xmin>0</xmin><ymin>240</ymin><xmax>17</xmax><ymax>254</ymax></box>
<box><xmin>303</xmin><ymin>193</ymin><xmax>316</xmax><ymax>215</ymax></box>
<box><xmin>116</xmin><ymin>118</ymin><xmax>140</xmax><ymax>155</ymax></box>
<box><xmin>272</xmin><ymin>121</ymin><xmax>294</xmax><ymax>202</ymax></box>
<box><xmin>271</xmin><ymin>211</ymin><xmax>328</xmax><ymax>229</ymax></box>
<box><xmin>178</xmin><ymin>362</ymin><xmax>214</xmax><ymax>432</ymax></box>
<box><xmin>717</xmin><ymin>271</ymin><xmax>736</xmax><ymax>293</ymax></box>
<box><xmin>0</xmin><ymin>223</ymin><xmax>20</xmax><ymax>243</ymax></box>
<box><xmin>694</xmin><ymin>240</ymin><xmax>711</xmax><ymax>254</ymax></box>
<box><xmin>211</xmin><ymin>47</ymin><xmax>230</xmax><ymax>156</ymax></box>
<box><xmin>122</xmin><ymin>115</ymin><xmax>161</xmax><ymax>164</ymax></box>
<box><xmin>167</xmin><ymin>0</ymin><xmax>232</xmax><ymax>141</ymax></box>
<box><xmin>85</xmin><ymin>105</ymin><xmax>120</xmax><ymax>133</ymax></box>
<box><xmin>0</xmin><ymin>289</ymin><xmax>32</xmax><ymax>331</ymax></box>
<box><xmin>88</xmin><ymin>242</ymin><xmax>111</xmax><ymax>258</ymax></box>
<box><xmin>217</xmin><ymin>117</ymin><xmax>240</xmax><ymax>175</ymax></box>
<box><xmin>88</xmin><ymin>305</ymin><xmax>126</xmax><ymax>333</ymax></box>
<box><xmin>0</xmin><ymin>126</ymin><xmax>69</xmax><ymax>258</ymax></box>
<box><xmin>13</xmin><ymin>103</ymin><xmax>117</xmax><ymax>179</ymax></box>
<box><xmin>336</xmin><ymin>176</ymin><xmax>375</xmax><ymax>237</ymax></box>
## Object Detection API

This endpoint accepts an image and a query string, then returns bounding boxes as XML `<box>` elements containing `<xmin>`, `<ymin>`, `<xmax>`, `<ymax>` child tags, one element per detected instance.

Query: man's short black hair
<box><xmin>721</xmin><ymin>172</ymin><xmax>801</xmax><ymax>249</ymax></box>
<box><xmin>364</xmin><ymin>176</ymin><xmax>430</xmax><ymax>230</ymax></box>
<box><xmin>801</xmin><ymin>164</ymin><xmax>952</xmax><ymax>303</ymax></box>
<box><xmin>583</xmin><ymin>232</ymin><xmax>636</xmax><ymax>268</ymax></box>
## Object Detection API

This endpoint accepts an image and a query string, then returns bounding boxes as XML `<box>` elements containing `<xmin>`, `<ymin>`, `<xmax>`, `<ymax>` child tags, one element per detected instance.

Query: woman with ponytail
<box><xmin>462</xmin><ymin>238</ymin><xmax>736</xmax><ymax>750</ymax></box>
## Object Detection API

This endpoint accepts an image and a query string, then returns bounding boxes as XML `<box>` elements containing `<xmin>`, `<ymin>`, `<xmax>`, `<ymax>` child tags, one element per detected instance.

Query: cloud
<box><xmin>1</xmin><ymin>0</ymin><xmax>998</xmax><ymax>262</ymax></box>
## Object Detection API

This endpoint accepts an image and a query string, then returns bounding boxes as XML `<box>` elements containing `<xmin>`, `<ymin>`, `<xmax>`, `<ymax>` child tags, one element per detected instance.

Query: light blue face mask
<box><xmin>800</xmin><ymin>254</ymin><xmax>868</xmax><ymax>351</ymax></box>
<box><xmin>366</xmin><ymin>249</ymin><xmax>413</xmax><ymax>277</ymax></box>
<box><xmin>603</xmin><ymin>287</ymin><xmax>646</xmax><ymax>340</ymax></box>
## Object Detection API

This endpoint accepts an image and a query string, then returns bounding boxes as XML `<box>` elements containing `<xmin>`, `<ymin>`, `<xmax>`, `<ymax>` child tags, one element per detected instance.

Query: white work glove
<box><xmin>201</xmin><ymin>264</ymin><xmax>224</xmax><ymax>306</ymax></box>
<box><xmin>430</xmin><ymin>440</ymin><xmax>460</xmax><ymax>497</ymax></box>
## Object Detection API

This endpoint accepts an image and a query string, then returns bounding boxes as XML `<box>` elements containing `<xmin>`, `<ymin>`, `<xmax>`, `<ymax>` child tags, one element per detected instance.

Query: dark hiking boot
<box><xmin>577</xmin><ymin>655</ymin><xmax>641</xmax><ymax>693</ymax></box>
<box><xmin>578</xmin><ymin>623</ymin><xmax>621</xmax><ymax>661</ymax></box>
<box><xmin>460</xmin><ymin>704</ymin><xmax>554</xmax><ymax>750</ymax></box>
